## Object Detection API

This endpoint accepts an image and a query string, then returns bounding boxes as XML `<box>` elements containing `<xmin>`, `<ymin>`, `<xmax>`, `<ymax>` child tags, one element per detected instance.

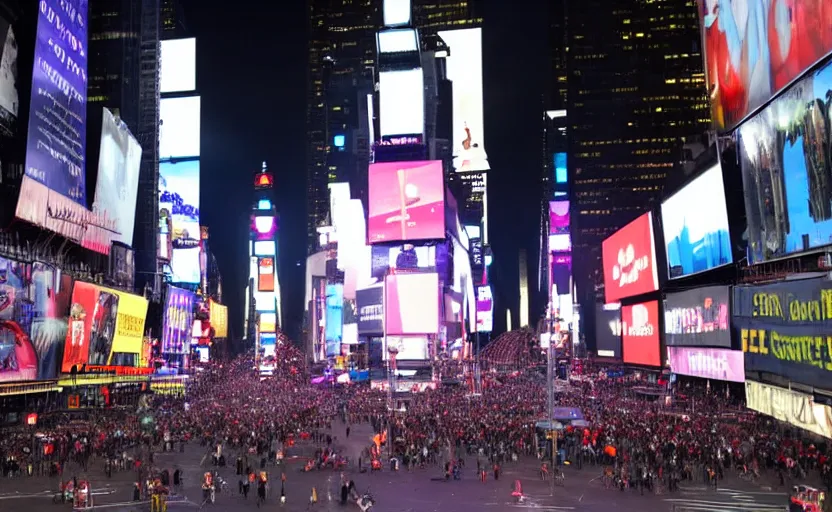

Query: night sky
<box><xmin>184</xmin><ymin>0</ymin><xmax>548</xmax><ymax>343</ymax></box>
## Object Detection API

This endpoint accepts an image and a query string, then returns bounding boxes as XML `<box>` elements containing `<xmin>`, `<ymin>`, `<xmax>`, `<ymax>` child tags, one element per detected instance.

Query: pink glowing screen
<box><xmin>368</xmin><ymin>160</ymin><xmax>445</xmax><ymax>244</ymax></box>
<box><xmin>384</xmin><ymin>273</ymin><xmax>439</xmax><ymax>335</ymax></box>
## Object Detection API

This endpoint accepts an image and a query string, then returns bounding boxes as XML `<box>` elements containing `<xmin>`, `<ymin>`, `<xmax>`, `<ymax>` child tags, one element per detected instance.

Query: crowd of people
<box><xmin>2</xmin><ymin>341</ymin><xmax>831</xmax><ymax>509</ymax></box>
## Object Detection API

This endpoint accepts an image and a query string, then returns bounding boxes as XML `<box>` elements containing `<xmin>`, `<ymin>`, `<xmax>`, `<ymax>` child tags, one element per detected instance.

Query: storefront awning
<box><xmin>0</xmin><ymin>380</ymin><xmax>61</xmax><ymax>396</ymax></box>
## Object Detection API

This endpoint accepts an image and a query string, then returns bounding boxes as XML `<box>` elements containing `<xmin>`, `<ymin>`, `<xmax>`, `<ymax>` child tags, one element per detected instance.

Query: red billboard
<box><xmin>602</xmin><ymin>212</ymin><xmax>659</xmax><ymax>304</ymax></box>
<box><xmin>368</xmin><ymin>161</ymin><xmax>445</xmax><ymax>244</ymax></box>
<box><xmin>622</xmin><ymin>300</ymin><xmax>661</xmax><ymax>367</ymax></box>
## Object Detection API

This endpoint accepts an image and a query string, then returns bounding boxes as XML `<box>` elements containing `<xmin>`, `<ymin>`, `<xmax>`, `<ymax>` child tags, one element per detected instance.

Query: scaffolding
<box><xmin>136</xmin><ymin>0</ymin><xmax>161</xmax><ymax>302</ymax></box>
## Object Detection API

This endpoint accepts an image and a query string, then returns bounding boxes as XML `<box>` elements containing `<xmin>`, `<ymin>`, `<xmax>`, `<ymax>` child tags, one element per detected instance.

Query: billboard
<box><xmin>734</xmin><ymin>279</ymin><xmax>832</xmax><ymax>389</ymax></box>
<box><xmin>549</xmin><ymin>201</ymin><xmax>569</xmax><ymax>235</ymax></box>
<box><xmin>661</xmin><ymin>163</ymin><xmax>732</xmax><ymax>278</ymax></box>
<box><xmin>368</xmin><ymin>160</ymin><xmax>445</xmax><ymax>243</ymax></box>
<box><xmin>668</xmin><ymin>346</ymin><xmax>745</xmax><ymax>383</ymax></box>
<box><xmin>257</xmin><ymin>257</ymin><xmax>276</xmax><ymax>292</ymax></box>
<box><xmin>594</xmin><ymin>303</ymin><xmax>622</xmax><ymax>359</ymax></box>
<box><xmin>325</xmin><ymin>284</ymin><xmax>343</xmax><ymax>357</ymax></box>
<box><xmin>437</xmin><ymin>28</ymin><xmax>489</xmax><ymax>172</ymax></box>
<box><xmin>159</xmin><ymin>159</ymin><xmax>200</xmax><ymax>283</ymax></box>
<box><xmin>159</xmin><ymin>96</ymin><xmax>201</xmax><ymax>159</ymax></box>
<box><xmin>602</xmin><ymin>212</ymin><xmax>659</xmax><ymax>304</ymax></box>
<box><xmin>621</xmin><ymin>300</ymin><xmax>661</xmax><ymax>367</ymax></box>
<box><xmin>251</xmin><ymin>214</ymin><xmax>277</xmax><ymax>240</ymax></box>
<box><xmin>160</xmin><ymin>38</ymin><xmax>196</xmax><ymax>94</ymax></box>
<box><xmin>697</xmin><ymin>0</ymin><xmax>832</xmax><ymax>132</ymax></box>
<box><xmin>259</xmin><ymin>312</ymin><xmax>276</xmax><ymax>333</ymax></box>
<box><xmin>253</xmin><ymin>291</ymin><xmax>275</xmax><ymax>312</ymax></box>
<box><xmin>384</xmin><ymin>273</ymin><xmax>439</xmax><ymax>335</ymax></box>
<box><xmin>93</xmin><ymin>107</ymin><xmax>143</xmax><ymax>247</ymax></box>
<box><xmin>61</xmin><ymin>281</ymin><xmax>148</xmax><ymax>372</ymax></box>
<box><xmin>746</xmin><ymin>380</ymin><xmax>832</xmax><ymax>439</ymax></box>
<box><xmin>385</xmin><ymin>336</ymin><xmax>428</xmax><ymax>360</ymax></box>
<box><xmin>383</xmin><ymin>0</ymin><xmax>411</xmax><ymax>26</ymax></box>
<box><xmin>738</xmin><ymin>60</ymin><xmax>832</xmax><ymax>264</ymax></box>
<box><xmin>161</xmin><ymin>287</ymin><xmax>194</xmax><ymax>354</ymax></box>
<box><xmin>0</xmin><ymin>16</ymin><xmax>17</xmax><ymax>137</ymax></box>
<box><xmin>665</xmin><ymin>286</ymin><xmax>731</xmax><ymax>348</ymax></box>
<box><xmin>476</xmin><ymin>285</ymin><xmax>493</xmax><ymax>333</ymax></box>
<box><xmin>379</xmin><ymin>68</ymin><xmax>424</xmax><ymax>138</ymax></box>
<box><xmin>554</xmin><ymin>152</ymin><xmax>567</xmax><ymax>185</ymax></box>
<box><xmin>209</xmin><ymin>300</ymin><xmax>228</xmax><ymax>338</ymax></box>
<box><xmin>356</xmin><ymin>286</ymin><xmax>383</xmax><ymax>334</ymax></box>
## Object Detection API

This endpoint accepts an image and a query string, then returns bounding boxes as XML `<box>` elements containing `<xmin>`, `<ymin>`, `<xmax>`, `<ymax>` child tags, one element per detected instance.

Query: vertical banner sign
<box><xmin>162</xmin><ymin>287</ymin><xmax>195</xmax><ymax>354</ymax></box>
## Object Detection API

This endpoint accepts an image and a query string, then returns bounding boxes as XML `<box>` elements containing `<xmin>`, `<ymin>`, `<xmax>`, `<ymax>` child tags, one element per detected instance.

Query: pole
<box><xmin>547</xmin><ymin>313</ymin><xmax>556</xmax><ymax>495</ymax></box>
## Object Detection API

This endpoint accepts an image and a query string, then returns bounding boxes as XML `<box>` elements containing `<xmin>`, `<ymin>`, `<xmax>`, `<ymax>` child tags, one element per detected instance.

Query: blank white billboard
<box><xmin>437</xmin><ymin>28</ymin><xmax>489</xmax><ymax>172</ymax></box>
<box><xmin>160</xmin><ymin>38</ymin><xmax>196</xmax><ymax>93</ymax></box>
<box><xmin>378</xmin><ymin>29</ymin><xmax>418</xmax><ymax>53</ymax></box>
<box><xmin>160</xmin><ymin>96</ymin><xmax>201</xmax><ymax>159</ymax></box>
<box><xmin>379</xmin><ymin>68</ymin><xmax>424</xmax><ymax>138</ymax></box>
<box><xmin>383</xmin><ymin>0</ymin><xmax>411</xmax><ymax>26</ymax></box>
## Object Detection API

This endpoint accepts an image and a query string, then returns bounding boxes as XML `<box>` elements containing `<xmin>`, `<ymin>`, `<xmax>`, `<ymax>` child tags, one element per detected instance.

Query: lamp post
<box><xmin>547</xmin><ymin>310</ymin><xmax>561</xmax><ymax>496</ymax></box>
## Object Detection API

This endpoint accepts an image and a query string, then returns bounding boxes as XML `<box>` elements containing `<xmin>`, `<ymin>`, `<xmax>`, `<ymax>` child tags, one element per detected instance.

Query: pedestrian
<box><xmin>346</xmin><ymin>426</ymin><xmax>350</xmax><ymax>438</ymax></box>
<box><xmin>493</xmin><ymin>462</ymin><xmax>500</xmax><ymax>481</ymax></box>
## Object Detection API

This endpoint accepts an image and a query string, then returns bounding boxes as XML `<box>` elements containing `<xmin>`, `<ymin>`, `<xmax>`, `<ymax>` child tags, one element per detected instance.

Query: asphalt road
<box><xmin>0</xmin><ymin>422</ymin><xmax>791</xmax><ymax>511</ymax></box>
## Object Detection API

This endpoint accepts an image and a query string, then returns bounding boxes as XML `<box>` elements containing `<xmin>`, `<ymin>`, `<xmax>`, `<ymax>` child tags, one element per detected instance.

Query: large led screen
<box><xmin>162</xmin><ymin>287</ymin><xmax>194</xmax><ymax>354</ymax></box>
<box><xmin>93</xmin><ymin>108</ymin><xmax>143</xmax><ymax>247</ymax></box>
<box><xmin>379</xmin><ymin>69</ymin><xmax>424</xmax><ymax>138</ymax></box>
<box><xmin>23</xmin><ymin>0</ymin><xmax>89</xmax><ymax>206</ymax></box>
<box><xmin>738</xmin><ymin>60</ymin><xmax>832</xmax><ymax>264</ymax></box>
<box><xmin>209</xmin><ymin>300</ymin><xmax>228</xmax><ymax>338</ymax></box>
<box><xmin>385</xmin><ymin>273</ymin><xmax>439</xmax><ymax>335</ymax></box>
<box><xmin>62</xmin><ymin>281</ymin><xmax>148</xmax><ymax>372</ymax></box>
<box><xmin>377</xmin><ymin>29</ymin><xmax>418</xmax><ymax>53</ymax></box>
<box><xmin>257</xmin><ymin>257</ymin><xmax>275</xmax><ymax>292</ymax></box>
<box><xmin>368</xmin><ymin>160</ymin><xmax>445</xmax><ymax>243</ymax></box>
<box><xmin>385</xmin><ymin>336</ymin><xmax>428</xmax><ymax>360</ymax></box>
<box><xmin>357</xmin><ymin>286</ymin><xmax>383</xmax><ymax>334</ymax></box>
<box><xmin>159</xmin><ymin>160</ymin><xmax>200</xmax><ymax>283</ymax></box>
<box><xmin>602</xmin><ymin>212</ymin><xmax>659</xmax><ymax>303</ymax></box>
<box><xmin>159</xmin><ymin>96</ymin><xmax>201</xmax><ymax>159</ymax></box>
<box><xmin>438</xmin><ymin>28</ymin><xmax>489</xmax><ymax>172</ymax></box>
<box><xmin>0</xmin><ymin>17</ymin><xmax>18</xmax><ymax>137</ymax></box>
<box><xmin>697</xmin><ymin>0</ymin><xmax>832</xmax><ymax>132</ymax></box>
<box><xmin>549</xmin><ymin>201</ymin><xmax>569</xmax><ymax>235</ymax></box>
<box><xmin>325</xmin><ymin>284</ymin><xmax>344</xmax><ymax>357</ymax></box>
<box><xmin>594</xmin><ymin>304</ymin><xmax>622</xmax><ymax>359</ymax></box>
<box><xmin>383</xmin><ymin>0</ymin><xmax>411</xmax><ymax>26</ymax></box>
<box><xmin>668</xmin><ymin>346</ymin><xmax>745</xmax><ymax>383</ymax></box>
<box><xmin>664</xmin><ymin>286</ymin><xmax>731</xmax><ymax>348</ymax></box>
<box><xmin>476</xmin><ymin>285</ymin><xmax>493</xmax><ymax>333</ymax></box>
<box><xmin>622</xmin><ymin>300</ymin><xmax>661</xmax><ymax>367</ymax></box>
<box><xmin>160</xmin><ymin>38</ymin><xmax>196</xmax><ymax>93</ymax></box>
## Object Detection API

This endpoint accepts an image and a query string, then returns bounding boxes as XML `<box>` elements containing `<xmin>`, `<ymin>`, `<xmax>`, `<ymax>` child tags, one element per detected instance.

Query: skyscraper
<box><xmin>564</xmin><ymin>0</ymin><xmax>709</xmax><ymax>303</ymax></box>
<box><xmin>160</xmin><ymin>0</ymin><xmax>187</xmax><ymax>37</ymax></box>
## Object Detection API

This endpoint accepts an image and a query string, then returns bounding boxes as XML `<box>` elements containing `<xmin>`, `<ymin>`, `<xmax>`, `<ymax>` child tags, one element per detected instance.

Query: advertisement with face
<box><xmin>159</xmin><ymin>159</ymin><xmax>200</xmax><ymax>283</ymax></box>
<box><xmin>0</xmin><ymin>258</ymin><xmax>33</xmax><ymax>382</ymax></box>
<box><xmin>385</xmin><ymin>273</ymin><xmax>439</xmax><ymax>336</ymax></box>
<box><xmin>698</xmin><ymin>0</ymin><xmax>832</xmax><ymax>132</ymax></box>
<box><xmin>661</xmin><ymin>164</ymin><xmax>732</xmax><ymax>278</ymax></box>
<box><xmin>93</xmin><ymin>108</ymin><xmax>143</xmax><ymax>247</ymax></box>
<box><xmin>622</xmin><ymin>300</ymin><xmax>661</xmax><ymax>367</ymax></box>
<box><xmin>162</xmin><ymin>287</ymin><xmax>194</xmax><ymax>354</ymax></box>
<box><xmin>29</xmin><ymin>262</ymin><xmax>72</xmax><ymax>380</ymax></box>
<box><xmin>379</xmin><ymin>69</ymin><xmax>424</xmax><ymax>138</ymax></box>
<box><xmin>62</xmin><ymin>281</ymin><xmax>148</xmax><ymax>372</ymax></box>
<box><xmin>594</xmin><ymin>304</ymin><xmax>622</xmax><ymax>359</ymax></box>
<box><xmin>437</xmin><ymin>28</ymin><xmax>489</xmax><ymax>172</ymax></box>
<box><xmin>549</xmin><ymin>201</ymin><xmax>570</xmax><ymax>235</ymax></box>
<box><xmin>665</xmin><ymin>286</ymin><xmax>731</xmax><ymax>348</ymax></box>
<box><xmin>668</xmin><ymin>346</ymin><xmax>744</xmax><ymax>382</ymax></box>
<box><xmin>476</xmin><ymin>285</ymin><xmax>493</xmax><ymax>333</ymax></box>
<box><xmin>325</xmin><ymin>284</ymin><xmax>344</xmax><ymax>357</ymax></box>
<box><xmin>0</xmin><ymin>16</ymin><xmax>18</xmax><ymax>137</ymax></box>
<box><xmin>738</xmin><ymin>60</ymin><xmax>832</xmax><ymax>264</ymax></box>
<box><xmin>209</xmin><ymin>300</ymin><xmax>228</xmax><ymax>338</ymax></box>
<box><xmin>602</xmin><ymin>212</ymin><xmax>659</xmax><ymax>304</ymax></box>
<box><xmin>356</xmin><ymin>286</ymin><xmax>383</xmax><ymax>334</ymax></box>
<box><xmin>368</xmin><ymin>161</ymin><xmax>445</xmax><ymax>243</ymax></box>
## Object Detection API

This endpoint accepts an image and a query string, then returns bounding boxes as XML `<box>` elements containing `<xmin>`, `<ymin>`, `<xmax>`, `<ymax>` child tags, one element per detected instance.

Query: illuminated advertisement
<box><xmin>384</xmin><ymin>273</ymin><xmax>439</xmax><ymax>335</ymax></box>
<box><xmin>594</xmin><ymin>303</ymin><xmax>622</xmax><ymax>359</ymax></box>
<box><xmin>62</xmin><ymin>281</ymin><xmax>148</xmax><ymax>372</ymax></box>
<box><xmin>746</xmin><ymin>380</ymin><xmax>832</xmax><ymax>439</ymax></box>
<box><xmin>0</xmin><ymin>16</ymin><xmax>18</xmax><ymax>137</ymax></box>
<box><xmin>554</xmin><ymin>152</ymin><xmax>567</xmax><ymax>185</ymax></box>
<box><xmin>259</xmin><ymin>312</ymin><xmax>276</xmax><ymax>333</ymax></box>
<box><xmin>734</xmin><ymin>279</ymin><xmax>832</xmax><ymax>389</ymax></box>
<box><xmin>160</xmin><ymin>38</ymin><xmax>196</xmax><ymax>94</ymax></box>
<box><xmin>377</xmin><ymin>28</ymin><xmax>418</xmax><ymax>53</ymax></box>
<box><xmin>325</xmin><ymin>284</ymin><xmax>343</xmax><ymax>357</ymax></box>
<box><xmin>738</xmin><ymin>60</ymin><xmax>832</xmax><ymax>264</ymax></box>
<box><xmin>209</xmin><ymin>300</ymin><xmax>228</xmax><ymax>338</ymax></box>
<box><xmin>548</xmin><ymin>234</ymin><xmax>572</xmax><ymax>253</ymax></box>
<box><xmin>661</xmin><ymin>163</ymin><xmax>732</xmax><ymax>278</ymax></box>
<box><xmin>379</xmin><ymin>68</ymin><xmax>424</xmax><ymax>138</ymax></box>
<box><xmin>370</xmin><ymin>245</ymin><xmax>437</xmax><ymax>281</ymax></box>
<box><xmin>621</xmin><ymin>300</ymin><xmax>661</xmax><ymax>367</ymax></box>
<box><xmin>383</xmin><ymin>0</ymin><xmax>411</xmax><ymax>27</ymax></box>
<box><xmin>258</xmin><ymin>257</ymin><xmax>275</xmax><ymax>292</ymax></box>
<box><xmin>664</xmin><ymin>286</ymin><xmax>731</xmax><ymax>348</ymax></box>
<box><xmin>385</xmin><ymin>336</ymin><xmax>428</xmax><ymax>360</ymax></box>
<box><xmin>159</xmin><ymin>160</ymin><xmax>200</xmax><ymax>283</ymax></box>
<box><xmin>251</xmin><ymin>215</ymin><xmax>277</xmax><ymax>240</ymax></box>
<box><xmin>551</xmin><ymin>253</ymin><xmax>572</xmax><ymax>296</ymax></box>
<box><xmin>437</xmin><ymin>28</ymin><xmax>489</xmax><ymax>172</ymax></box>
<box><xmin>697</xmin><ymin>0</ymin><xmax>832</xmax><ymax>132</ymax></box>
<box><xmin>476</xmin><ymin>285</ymin><xmax>493</xmax><ymax>333</ymax></box>
<box><xmin>602</xmin><ymin>212</ymin><xmax>659</xmax><ymax>304</ymax></box>
<box><xmin>253</xmin><ymin>291</ymin><xmax>275</xmax><ymax>312</ymax></box>
<box><xmin>668</xmin><ymin>347</ymin><xmax>744</xmax><ymax>383</ymax></box>
<box><xmin>368</xmin><ymin>160</ymin><xmax>445</xmax><ymax>243</ymax></box>
<box><xmin>93</xmin><ymin>107</ymin><xmax>143</xmax><ymax>247</ymax></box>
<box><xmin>253</xmin><ymin>241</ymin><xmax>276</xmax><ymax>256</ymax></box>
<box><xmin>161</xmin><ymin>287</ymin><xmax>194</xmax><ymax>354</ymax></box>
<box><xmin>159</xmin><ymin>96</ymin><xmax>201</xmax><ymax>159</ymax></box>
<box><xmin>356</xmin><ymin>286</ymin><xmax>383</xmax><ymax>334</ymax></box>
<box><xmin>549</xmin><ymin>201</ymin><xmax>569</xmax><ymax>235</ymax></box>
